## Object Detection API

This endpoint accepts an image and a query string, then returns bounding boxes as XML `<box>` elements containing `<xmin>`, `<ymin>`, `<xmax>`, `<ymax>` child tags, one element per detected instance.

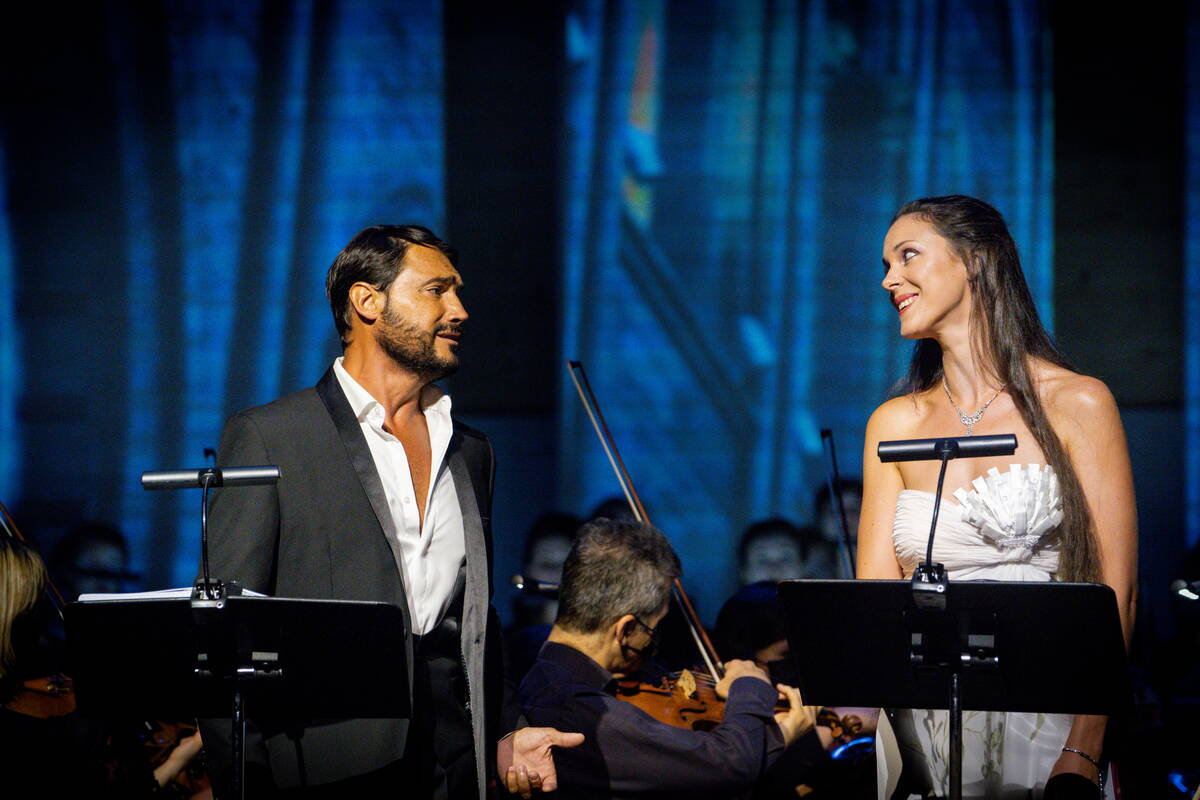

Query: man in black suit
<box><xmin>205</xmin><ymin>225</ymin><xmax>580</xmax><ymax>798</ymax></box>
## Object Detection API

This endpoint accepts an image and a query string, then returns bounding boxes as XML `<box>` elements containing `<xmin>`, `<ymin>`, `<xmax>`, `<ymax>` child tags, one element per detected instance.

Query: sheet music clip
<box><xmin>911</xmin><ymin>562</ymin><xmax>948</xmax><ymax>610</ymax></box>
<box><xmin>191</xmin><ymin>578</ymin><xmax>242</xmax><ymax>607</ymax></box>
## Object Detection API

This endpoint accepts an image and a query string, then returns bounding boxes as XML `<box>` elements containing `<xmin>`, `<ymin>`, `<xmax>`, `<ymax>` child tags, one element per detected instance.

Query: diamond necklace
<box><xmin>942</xmin><ymin>378</ymin><xmax>1006</xmax><ymax>436</ymax></box>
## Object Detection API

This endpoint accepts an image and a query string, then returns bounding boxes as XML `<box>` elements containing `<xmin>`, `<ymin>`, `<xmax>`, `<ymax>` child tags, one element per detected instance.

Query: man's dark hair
<box><xmin>325</xmin><ymin>224</ymin><xmax>457</xmax><ymax>346</ymax></box>
<box><xmin>556</xmin><ymin>519</ymin><xmax>681</xmax><ymax>634</ymax></box>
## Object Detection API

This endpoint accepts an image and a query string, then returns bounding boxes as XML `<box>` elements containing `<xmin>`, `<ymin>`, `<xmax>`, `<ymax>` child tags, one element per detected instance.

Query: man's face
<box><xmin>616</xmin><ymin>603</ymin><xmax>669</xmax><ymax>675</ymax></box>
<box><xmin>64</xmin><ymin>542</ymin><xmax>128</xmax><ymax>598</ymax></box>
<box><xmin>525</xmin><ymin>535</ymin><xmax>572</xmax><ymax>584</ymax></box>
<box><xmin>740</xmin><ymin>534</ymin><xmax>803</xmax><ymax>585</ymax></box>
<box><xmin>819</xmin><ymin>489</ymin><xmax>862</xmax><ymax>543</ymax></box>
<box><xmin>374</xmin><ymin>245</ymin><xmax>468</xmax><ymax>380</ymax></box>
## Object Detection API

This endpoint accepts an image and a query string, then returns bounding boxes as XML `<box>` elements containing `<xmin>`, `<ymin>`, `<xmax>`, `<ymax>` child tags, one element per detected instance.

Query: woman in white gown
<box><xmin>857</xmin><ymin>196</ymin><xmax>1137</xmax><ymax>799</ymax></box>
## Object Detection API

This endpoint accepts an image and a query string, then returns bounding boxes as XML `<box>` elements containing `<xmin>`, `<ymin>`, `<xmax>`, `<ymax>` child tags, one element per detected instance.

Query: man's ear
<box><xmin>348</xmin><ymin>282</ymin><xmax>384</xmax><ymax>324</ymax></box>
<box><xmin>613</xmin><ymin>613</ymin><xmax>637</xmax><ymax>644</ymax></box>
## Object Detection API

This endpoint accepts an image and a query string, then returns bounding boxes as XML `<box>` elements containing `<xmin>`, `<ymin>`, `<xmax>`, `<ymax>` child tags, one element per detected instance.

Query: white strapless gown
<box><xmin>879</xmin><ymin>464</ymin><xmax>1112</xmax><ymax>799</ymax></box>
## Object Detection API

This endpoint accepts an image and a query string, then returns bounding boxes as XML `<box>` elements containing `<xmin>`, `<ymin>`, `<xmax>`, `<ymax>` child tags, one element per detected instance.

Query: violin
<box><xmin>3</xmin><ymin>673</ymin><xmax>76</xmax><ymax>718</ymax></box>
<box><xmin>615</xmin><ymin>668</ymin><xmax>725</xmax><ymax>732</ymax></box>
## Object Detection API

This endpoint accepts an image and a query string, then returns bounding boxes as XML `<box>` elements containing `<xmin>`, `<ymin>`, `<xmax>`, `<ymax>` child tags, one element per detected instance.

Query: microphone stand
<box><xmin>141</xmin><ymin>464</ymin><xmax>280</xmax><ymax>800</ymax></box>
<box><xmin>819</xmin><ymin>429</ymin><xmax>856</xmax><ymax>577</ymax></box>
<box><xmin>877</xmin><ymin>433</ymin><xmax>1016</xmax><ymax>800</ymax></box>
<box><xmin>909</xmin><ymin>438</ymin><xmax>955</xmax><ymax>612</ymax></box>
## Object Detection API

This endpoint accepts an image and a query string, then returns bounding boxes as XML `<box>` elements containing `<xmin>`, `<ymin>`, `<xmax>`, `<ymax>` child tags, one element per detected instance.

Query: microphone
<box><xmin>511</xmin><ymin>574</ymin><xmax>560</xmax><ymax>599</ymax></box>
<box><xmin>1171</xmin><ymin>579</ymin><xmax>1200</xmax><ymax>600</ymax></box>
<box><xmin>140</xmin><ymin>466</ymin><xmax>281</xmax><ymax>601</ymax></box>
<box><xmin>878</xmin><ymin>435</ymin><xmax>1017</xmax><ymax>463</ymax></box>
<box><xmin>141</xmin><ymin>466</ymin><xmax>281</xmax><ymax>490</ymax></box>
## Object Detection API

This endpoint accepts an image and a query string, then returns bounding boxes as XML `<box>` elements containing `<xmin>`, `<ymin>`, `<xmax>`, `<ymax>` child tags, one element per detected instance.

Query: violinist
<box><xmin>0</xmin><ymin>538</ymin><xmax>203</xmax><ymax>797</ymax></box>
<box><xmin>519</xmin><ymin>518</ymin><xmax>814</xmax><ymax>799</ymax></box>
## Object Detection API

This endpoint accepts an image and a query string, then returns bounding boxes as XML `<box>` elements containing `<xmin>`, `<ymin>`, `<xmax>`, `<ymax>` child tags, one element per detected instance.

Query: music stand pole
<box><xmin>233</xmin><ymin>688</ymin><xmax>245</xmax><ymax>798</ymax></box>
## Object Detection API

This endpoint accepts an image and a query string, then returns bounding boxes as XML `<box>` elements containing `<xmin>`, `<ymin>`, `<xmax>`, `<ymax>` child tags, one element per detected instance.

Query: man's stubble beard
<box><xmin>376</xmin><ymin>304</ymin><xmax>460</xmax><ymax>382</ymax></box>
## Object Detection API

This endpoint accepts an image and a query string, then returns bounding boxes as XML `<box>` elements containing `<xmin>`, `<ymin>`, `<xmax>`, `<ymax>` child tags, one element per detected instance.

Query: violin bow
<box><xmin>567</xmin><ymin>360</ymin><xmax>724</xmax><ymax>679</ymax></box>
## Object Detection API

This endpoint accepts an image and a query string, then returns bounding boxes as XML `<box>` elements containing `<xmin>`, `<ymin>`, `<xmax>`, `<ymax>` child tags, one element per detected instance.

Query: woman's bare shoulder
<box><xmin>1034</xmin><ymin>363</ymin><xmax>1114</xmax><ymax>408</ymax></box>
<box><xmin>1032</xmin><ymin>362</ymin><xmax>1120</xmax><ymax>433</ymax></box>
<box><xmin>866</xmin><ymin>391</ymin><xmax>934</xmax><ymax>437</ymax></box>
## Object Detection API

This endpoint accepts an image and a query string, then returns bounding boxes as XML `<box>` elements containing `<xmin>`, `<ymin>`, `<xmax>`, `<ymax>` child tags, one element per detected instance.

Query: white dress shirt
<box><xmin>333</xmin><ymin>358</ymin><xmax>466</xmax><ymax>635</ymax></box>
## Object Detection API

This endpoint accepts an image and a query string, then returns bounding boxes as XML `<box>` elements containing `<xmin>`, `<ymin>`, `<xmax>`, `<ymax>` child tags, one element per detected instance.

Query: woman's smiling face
<box><xmin>881</xmin><ymin>214</ymin><xmax>973</xmax><ymax>341</ymax></box>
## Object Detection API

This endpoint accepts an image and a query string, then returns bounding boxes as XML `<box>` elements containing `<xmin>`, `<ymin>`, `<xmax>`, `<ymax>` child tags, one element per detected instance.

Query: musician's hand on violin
<box><xmin>498</xmin><ymin>727</ymin><xmax>585</xmax><ymax>797</ymax></box>
<box><xmin>772</xmin><ymin>684</ymin><xmax>815</xmax><ymax>748</ymax></box>
<box><xmin>713</xmin><ymin>659</ymin><xmax>771</xmax><ymax>699</ymax></box>
<box><xmin>151</xmin><ymin>730</ymin><xmax>204</xmax><ymax>789</ymax></box>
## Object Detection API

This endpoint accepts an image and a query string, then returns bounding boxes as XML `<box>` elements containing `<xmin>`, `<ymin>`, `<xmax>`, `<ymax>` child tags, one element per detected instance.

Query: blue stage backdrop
<box><xmin>0</xmin><ymin>141</ymin><xmax>16</xmax><ymax>506</ymax></box>
<box><xmin>0</xmin><ymin>1</ymin><xmax>447</xmax><ymax>587</ymax></box>
<box><xmin>1189</xmin><ymin>1</ymin><xmax>1200</xmax><ymax>553</ymax></box>
<box><xmin>557</xmin><ymin>0</ymin><xmax>1054</xmax><ymax>617</ymax></box>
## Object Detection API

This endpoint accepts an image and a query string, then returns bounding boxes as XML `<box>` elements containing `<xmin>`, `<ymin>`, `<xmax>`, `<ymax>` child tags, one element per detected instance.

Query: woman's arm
<box><xmin>857</xmin><ymin>400</ymin><xmax>908</xmax><ymax>579</ymax></box>
<box><xmin>1049</xmin><ymin>376</ymin><xmax>1139</xmax><ymax>785</ymax></box>
<box><xmin>1059</xmin><ymin>378</ymin><xmax>1138</xmax><ymax>644</ymax></box>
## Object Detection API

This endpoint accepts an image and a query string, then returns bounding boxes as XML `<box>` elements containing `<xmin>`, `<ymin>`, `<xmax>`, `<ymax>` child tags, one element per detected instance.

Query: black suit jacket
<box><xmin>203</xmin><ymin>368</ymin><xmax>520</xmax><ymax>793</ymax></box>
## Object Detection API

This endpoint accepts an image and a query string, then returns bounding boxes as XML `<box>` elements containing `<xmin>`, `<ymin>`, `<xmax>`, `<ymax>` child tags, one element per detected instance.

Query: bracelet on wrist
<box><xmin>1061</xmin><ymin>746</ymin><xmax>1105</xmax><ymax>791</ymax></box>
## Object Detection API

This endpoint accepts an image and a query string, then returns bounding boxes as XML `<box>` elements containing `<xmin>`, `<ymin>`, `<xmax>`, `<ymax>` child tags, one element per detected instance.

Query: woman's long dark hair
<box><xmin>892</xmin><ymin>195</ymin><xmax>1100</xmax><ymax>582</ymax></box>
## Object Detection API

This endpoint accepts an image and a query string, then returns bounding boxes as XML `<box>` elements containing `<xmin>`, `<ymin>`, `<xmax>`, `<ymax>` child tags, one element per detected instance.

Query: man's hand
<box><xmin>496</xmin><ymin>727</ymin><xmax>585</xmax><ymax>798</ymax></box>
<box><xmin>772</xmin><ymin>684</ymin><xmax>816</xmax><ymax>748</ymax></box>
<box><xmin>713</xmin><ymin>659</ymin><xmax>771</xmax><ymax>699</ymax></box>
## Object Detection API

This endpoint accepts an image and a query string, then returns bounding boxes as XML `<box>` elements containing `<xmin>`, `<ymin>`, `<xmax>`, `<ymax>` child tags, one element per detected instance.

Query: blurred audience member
<box><xmin>522</xmin><ymin>513</ymin><xmax>579</xmax><ymax>589</ymax></box>
<box><xmin>508</xmin><ymin>512</ymin><xmax>582</xmax><ymax>682</ymax></box>
<box><xmin>714</xmin><ymin>581</ymin><xmax>792</xmax><ymax>669</ymax></box>
<box><xmin>49</xmin><ymin>522</ymin><xmax>138</xmax><ymax>600</ymax></box>
<box><xmin>814</xmin><ymin>478</ymin><xmax>863</xmax><ymax>543</ymax></box>
<box><xmin>585</xmin><ymin>495</ymin><xmax>641</xmax><ymax>524</ymax></box>
<box><xmin>813</xmin><ymin>480</ymin><xmax>862</xmax><ymax>579</ymax></box>
<box><xmin>738</xmin><ymin>518</ymin><xmax>834</xmax><ymax>585</ymax></box>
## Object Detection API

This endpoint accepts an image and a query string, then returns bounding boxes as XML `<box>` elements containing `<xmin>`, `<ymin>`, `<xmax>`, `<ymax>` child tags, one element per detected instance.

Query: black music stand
<box><xmin>65</xmin><ymin>594</ymin><xmax>409</xmax><ymax>799</ymax></box>
<box><xmin>777</xmin><ymin>579</ymin><xmax>1129</xmax><ymax>799</ymax></box>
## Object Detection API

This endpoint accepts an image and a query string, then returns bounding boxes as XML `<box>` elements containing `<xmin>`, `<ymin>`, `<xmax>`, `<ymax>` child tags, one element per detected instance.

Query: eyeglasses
<box><xmin>632</xmin><ymin>615</ymin><xmax>660</xmax><ymax>642</ymax></box>
<box><xmin>623</xmin><ymin>615</ymin><xmax>661</xmax><ymax>660</ymax></box>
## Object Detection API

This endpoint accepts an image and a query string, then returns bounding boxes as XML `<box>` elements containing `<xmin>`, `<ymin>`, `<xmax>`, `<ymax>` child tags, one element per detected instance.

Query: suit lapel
<box><xmin>315</xmin><ymin>369</ymin><xmax>412</xmax><ymax>617</ymax></box>
<box><xmin>315</xmin><ymin>368</ymin><xmax>396</xmax><ymax>539</ymax></box>
<box><xmin>448</xmin><ymin>429</ymin><xmax>489</xmax><ymax>796</ymax></box>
